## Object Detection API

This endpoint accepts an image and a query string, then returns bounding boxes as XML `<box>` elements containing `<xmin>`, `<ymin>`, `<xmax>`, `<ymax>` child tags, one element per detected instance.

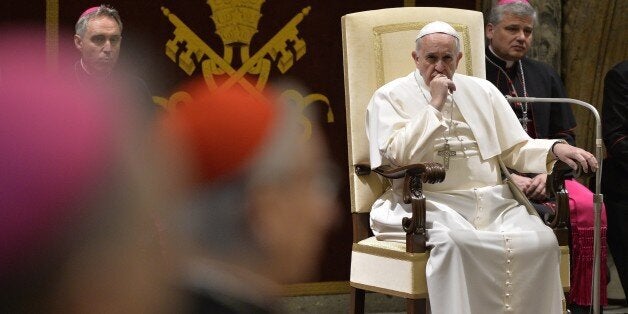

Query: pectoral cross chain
<box><xmin>519</xmin><ymin>115</ymin><xmax>531</xmax><ymax>132</ymax></box>
<box><xmin>437</xmin><ymin>143</ymin><xmax>456</xmax><ymax>170</ymax></box>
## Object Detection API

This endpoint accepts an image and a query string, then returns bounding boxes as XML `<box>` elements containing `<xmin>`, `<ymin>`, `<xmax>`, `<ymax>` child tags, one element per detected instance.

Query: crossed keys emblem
<box><xmin>155</xmin><ymin>4</ymin><xmax>333</xmax><ymax>139</ymax></box>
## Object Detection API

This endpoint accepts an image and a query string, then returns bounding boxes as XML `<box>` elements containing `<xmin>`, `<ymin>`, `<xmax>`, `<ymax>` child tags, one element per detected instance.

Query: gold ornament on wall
<box><xmin>154</xmin><ymin>2</ymin><xmax>333</xmax><ymax>140</ymax></box>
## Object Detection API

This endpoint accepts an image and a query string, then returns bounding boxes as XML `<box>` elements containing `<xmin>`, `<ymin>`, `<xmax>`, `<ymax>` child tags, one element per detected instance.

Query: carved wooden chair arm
<box><xmin>547</xmin><ymin>160</ymin><xmax>591</xmax><ymax>245</ymax></box>
<box><xmin>355</xmin><ymin>162</ymin><xmax>446</xmax><ymax>253</ymax></box>
<box><xmin>355</xmin><ymin>163</ymin><xmax>445</xmax><ymax>182</ymax></box>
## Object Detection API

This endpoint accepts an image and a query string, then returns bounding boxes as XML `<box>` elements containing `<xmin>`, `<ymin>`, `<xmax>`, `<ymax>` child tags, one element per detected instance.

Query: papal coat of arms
<box><xmin>155</xmin><ymin>0</ymin><xmax>333</xmax><ymax>139</ymax></box>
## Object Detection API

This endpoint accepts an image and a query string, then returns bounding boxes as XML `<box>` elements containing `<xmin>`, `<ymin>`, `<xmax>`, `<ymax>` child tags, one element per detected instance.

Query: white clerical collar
<box><xmin>488</xmin><ymin>45</ymin><xmax>515</xmax><ymax>68</ymax></box>
<box><xmin>79</xmin><ymin>58</ymin><xmax>112</xmax><ymax>79</ymax></box>
<box><xmin>79</xmin><ymin>58</ymin><xmax>93</xmax><ymax>75</ymax></box>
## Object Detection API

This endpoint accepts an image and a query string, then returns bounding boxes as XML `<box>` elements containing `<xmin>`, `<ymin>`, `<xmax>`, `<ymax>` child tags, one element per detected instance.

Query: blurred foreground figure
<box><xmin>0</xmin><ymin>28</ymin><xmax>177</xmax><ymax>313</ymax></box>
<box><xmin>160</xmin><ymin>79</ymin><xmax>338</xmax><ymax>313</ymax></box>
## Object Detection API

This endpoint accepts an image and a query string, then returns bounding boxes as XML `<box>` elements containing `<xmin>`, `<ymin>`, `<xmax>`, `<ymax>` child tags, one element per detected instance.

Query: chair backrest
<box><xmin>342</xmin><ymin>7</ymin><xmax>486</xmax><ymax>214</ymax></box>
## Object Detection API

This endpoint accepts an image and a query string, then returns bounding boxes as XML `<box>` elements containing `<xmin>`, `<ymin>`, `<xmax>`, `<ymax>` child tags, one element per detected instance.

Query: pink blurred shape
<box><xmin>0</xmin><ymin>27</ymin><xmax>117</xmax><ymax>277</ymax></box>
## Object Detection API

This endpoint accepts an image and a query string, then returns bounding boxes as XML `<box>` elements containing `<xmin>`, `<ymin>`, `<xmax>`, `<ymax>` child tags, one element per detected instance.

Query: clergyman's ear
<box><xmin>74</xmin><ymin>34</ymin><xmax>82</xmax><ymax>50</ymax></box>
<box><xmin>485</xmin><ymin>23</ymin><xmax>495</xmax><ymax>40</ymax></box>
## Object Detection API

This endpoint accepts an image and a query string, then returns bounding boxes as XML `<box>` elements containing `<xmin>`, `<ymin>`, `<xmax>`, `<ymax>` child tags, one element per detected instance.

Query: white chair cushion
<box><xmin>350</xmin><ymin>236</ymin><xmax>428</xmax><ymax>298</ymax></box>
<box><xmin>351</xmin><ymin>237</ymin><xmax>569</xmax><ymax>297</ymax></box>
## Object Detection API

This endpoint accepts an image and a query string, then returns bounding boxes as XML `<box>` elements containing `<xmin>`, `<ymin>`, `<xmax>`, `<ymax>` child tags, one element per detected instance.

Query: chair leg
<box><xmin>350</xmin><ymin>287</ymin><xmax>365</xmax><ymax>314</ymax></box>
<box><xmin>406</xmin><ymin>298</ymin><xmax>427</xmax><ymax>314</ymax></box>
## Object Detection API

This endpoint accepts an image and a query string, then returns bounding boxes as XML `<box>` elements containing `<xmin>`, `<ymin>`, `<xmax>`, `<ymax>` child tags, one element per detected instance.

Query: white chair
<box><xmin>341</xmin><ymin>7</ymin><xmax>571</xmax><ymax>313</ymax></box>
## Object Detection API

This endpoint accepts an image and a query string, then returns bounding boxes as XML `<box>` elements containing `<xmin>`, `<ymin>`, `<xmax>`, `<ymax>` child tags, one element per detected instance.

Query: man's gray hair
<box><xmin>415</xmin><ymin>34</ymin><xmax>460</xmax><ymax>55</ymax></box>
<box><xmin>487</xmin><ymin>1</ymin><xmax>537</xmax><ymax>25</ymax></box>
<box><xmin>75</xmin><ymin>4</ymin><xmax>123</xmax><ymax>37</ymax></box>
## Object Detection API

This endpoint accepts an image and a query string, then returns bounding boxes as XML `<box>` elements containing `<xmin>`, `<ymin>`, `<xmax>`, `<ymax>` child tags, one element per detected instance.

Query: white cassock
<box><xmin>366</xmin><ymin>70</ymin><xmax>564</xmax><ymax>314</ymax></box>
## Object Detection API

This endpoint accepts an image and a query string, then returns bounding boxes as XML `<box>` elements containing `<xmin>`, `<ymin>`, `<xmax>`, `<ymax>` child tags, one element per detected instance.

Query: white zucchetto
<box><xmin>416</xmin><ymin>21</ymin><xmax>460</xmax><ymax>41</ymax></box>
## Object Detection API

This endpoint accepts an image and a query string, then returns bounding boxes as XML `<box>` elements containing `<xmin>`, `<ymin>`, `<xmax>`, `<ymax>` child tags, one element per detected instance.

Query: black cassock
<box><xmin>487</xmin><ymin>47</ymin><xmax>613</xmax><ymax>308</ymax></box>
<box><xmin>601</xmin><ymin>60</ymin><xmax>628</xmax><ymax>300</ymax></box>
<box><xmin>485</xmin><ymin>46</ymin><xmax>576</xmax><ymax>145</ymax></box>
<box><xmin>484</xmin><ymin>47</ymin><xmax>575</xmax><ymax>226</ymax></box>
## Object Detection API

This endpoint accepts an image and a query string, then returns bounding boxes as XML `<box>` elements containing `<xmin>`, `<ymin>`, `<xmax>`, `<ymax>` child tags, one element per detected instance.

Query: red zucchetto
<box><xmin>161</xmin><ymin>79</ymin><xmax>280</xmax><ymax>184</ymax></box>
<box><xmin>79</xmin><ymin>6</ymin><xmax>100</xmax><ymax>18</ymax></box>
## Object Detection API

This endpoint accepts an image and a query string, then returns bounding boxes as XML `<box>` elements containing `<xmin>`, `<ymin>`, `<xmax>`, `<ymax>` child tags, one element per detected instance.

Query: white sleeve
<box><xmin>366</xmin><ymin>86</ymin><xmax>446</xmax><ymax>168</ymax></box>
<box><xmin>500</xmin><ymin>138</ymin><xmax>559</xmax><ymax>174</ymax></box>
